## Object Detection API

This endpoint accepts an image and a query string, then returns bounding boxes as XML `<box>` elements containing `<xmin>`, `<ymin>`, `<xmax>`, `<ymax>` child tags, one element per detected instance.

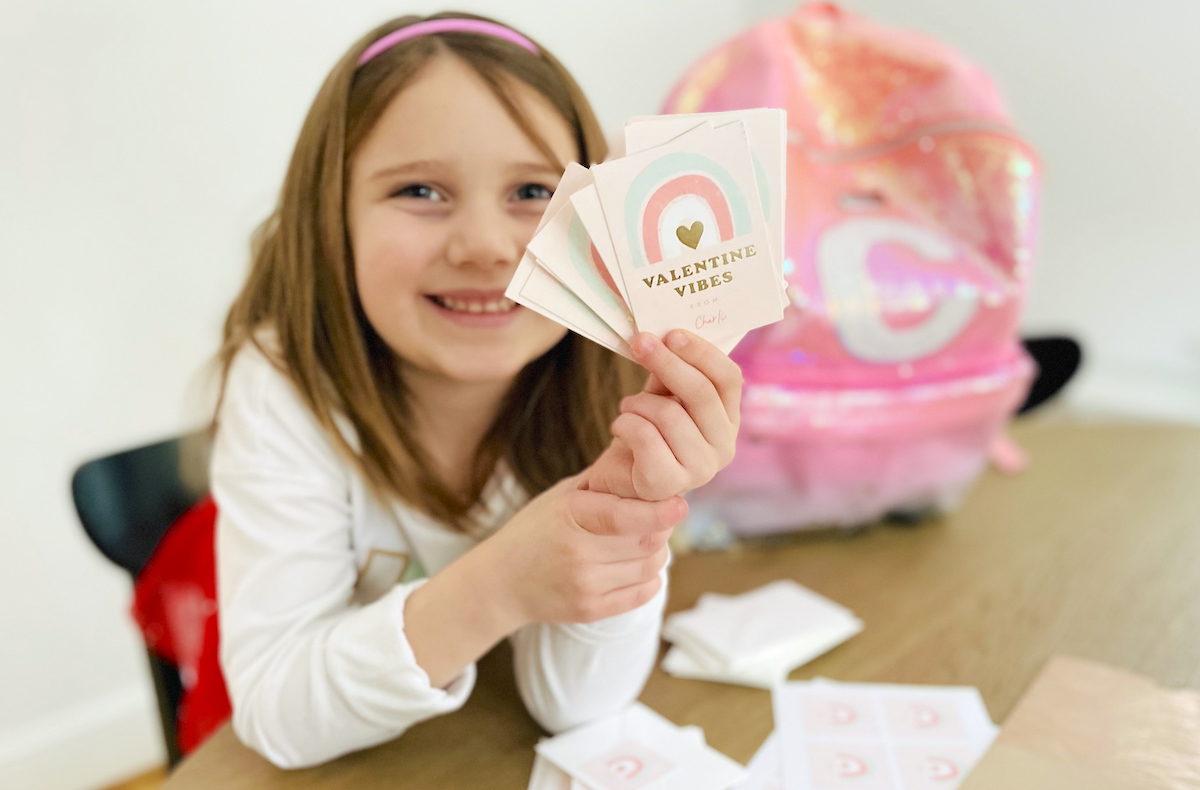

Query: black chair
<box><xmin>70</xmin><ymin>429</ymin><xmax>212</xmax><ymax>768</ymax></box>
<box><xmin>1017</xmin><ymin>335</ymin><xmax>1083</xmax><ymax>415</ymax></box>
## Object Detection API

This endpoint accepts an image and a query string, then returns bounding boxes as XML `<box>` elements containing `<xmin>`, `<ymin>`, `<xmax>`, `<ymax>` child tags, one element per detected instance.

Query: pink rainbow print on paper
<box><xmin>835</xmin><ymin>754</ymin><xmax>870</xmax><ymax>778</ymax></box>
<box><xmin>607</xmin><ymin>755</ymin><xmax>644</xmax><ymax>778</ymax></box>
<box><xmin>911</xmin><ymin>704</ymin><xmax>941</xmax><ymax>728</ymax></box>
<box><xmin>829</xmin><ymin>702</ymin><xmax>858</xmax><ymax>725</ymax></box>
<box><xmin>642</xmin><ymin>174</ymin><xmax>735</xmax><ymax>264</ymax></box>
<box><xmin>624</xmin><ymin>151</ymin><xmax>754</xmax><ymax>270</ymax></box>
<box><xmin>925</xmin><ymin>756</ymin><xmax>960</xmax><ymax>780</ymax></box>
<box><xmin>567</xmin><ymin>214</ymin><xmax>623</xmax><ymax>304</ymax></box>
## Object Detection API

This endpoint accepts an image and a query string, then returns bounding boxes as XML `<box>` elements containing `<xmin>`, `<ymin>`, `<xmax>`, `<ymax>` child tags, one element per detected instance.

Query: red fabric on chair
<box><xmin>130</xmin><ymin>495</ymin><xmax>231</xmax><ymax>754</ymax></box>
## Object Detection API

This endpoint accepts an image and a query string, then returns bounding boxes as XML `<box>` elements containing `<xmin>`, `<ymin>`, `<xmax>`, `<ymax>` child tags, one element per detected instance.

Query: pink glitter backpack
<box><xmin>664</xmin><ymin>3</ymin><xmax>1040</xmax><ymax>535</ymax></box>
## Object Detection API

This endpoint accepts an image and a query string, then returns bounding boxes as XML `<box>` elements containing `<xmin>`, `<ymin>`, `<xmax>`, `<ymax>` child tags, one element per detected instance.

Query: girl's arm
<box><xmin>404</xmin><ymin>476</ymin><xmax>681</xmax><ymax>688</ymax></box>
<box><xmin>218</xmin><ymin>344</ymin><xmax>682</xmax><ymax>767</ymax></box>
<box><xmin>216</xmin><ymin>346</ymin><xmax>481</xmax><ymax>768</ymax></box>
<box><xmin>507</xmin><ymin>562</ymin><xmax>669</xmax><ymax>732</ymax></box>
<box><xmin>508</xmin><ymin>330</ymin><xmax>743</xmax><ymax>731</ymax></box>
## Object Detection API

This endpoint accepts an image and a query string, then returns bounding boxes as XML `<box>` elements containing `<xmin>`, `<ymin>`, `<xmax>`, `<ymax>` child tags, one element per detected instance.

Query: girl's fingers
<box><xmin>582</xmin><ymin>440</ymin><xmax>640</xmax><ymax>499</ymax></box>
<box><xmin>631</xmin><ymin>331</ymin><xmax>743</xmax><ymax>439</ymax></box>
<box><xmin>576</xmin><ymin>575</ymin><xmax>663</xmax><ymax>623</ymax></box>
<box><xmin>567</xmin><ymin>488</ymin><xmax>686</xmax><ymax>538</ymax></box>
<box><xmin>663</xmin><ymin>329</ymin><xmax>743</xmax><ymax>424</ymax></box>
<box><xmin>610</xmin><ymin>412</ymin><xmax>691</xmax><ymax>501</ymax></box>
<box><xmin>618</xmin><ymin>392</ymin><xmax>717</xmax><ymax>484</ymax></box>
<box><xmin>595</xmin><ymin>547</ymin><xmax>672</xmax><ymax>602</ymax></box>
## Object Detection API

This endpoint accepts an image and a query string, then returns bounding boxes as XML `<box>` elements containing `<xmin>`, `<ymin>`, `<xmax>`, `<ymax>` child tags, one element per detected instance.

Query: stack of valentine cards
<box><xmin>528</xmin><ymin>703</ymin><xmax>747</xmax><ymax>790</ymax></box>
<box><xmin>507</xmin><ymin>109</ymin><xmax>789</xmax><ymax>356</ymax></box>
<box><xmin>662</xmin><ymin>580</ymin><xmax>864</xmax><ymax>689</ymax></box>
<box><xmin>756</xmin><ymin>679</ymin><xmax>999</xmax><ymax>790</ymax></box>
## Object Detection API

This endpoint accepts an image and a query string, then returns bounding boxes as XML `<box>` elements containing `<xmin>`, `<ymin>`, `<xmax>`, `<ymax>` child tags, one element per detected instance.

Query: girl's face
<box><xmin>347</xmin><ymin>53</ymin><xmax>575</xmax><ymax>389</ymax></box>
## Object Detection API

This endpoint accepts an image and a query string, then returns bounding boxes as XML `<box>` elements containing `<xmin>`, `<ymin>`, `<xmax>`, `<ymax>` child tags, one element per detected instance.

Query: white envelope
<box><xmin>662</xmin><ymin>616</ymin><xmax>863</xmax><ymax>689</ymax></box>
<box><xmin>663</xmin><ymin>580</ymin><xmax>862</xmax><ymax>670</ymax></box>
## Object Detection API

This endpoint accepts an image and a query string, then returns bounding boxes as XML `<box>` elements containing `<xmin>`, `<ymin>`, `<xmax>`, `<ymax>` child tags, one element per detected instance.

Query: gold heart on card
<box><xmin>676</xmin><ymin>221</ymin><xmax>704</xmax><ymax>249</ymax></box>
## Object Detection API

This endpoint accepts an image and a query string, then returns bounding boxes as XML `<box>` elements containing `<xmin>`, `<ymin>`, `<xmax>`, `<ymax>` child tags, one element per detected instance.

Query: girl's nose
<box><xmin>443</xmin><ymin>201</ymin><xmax>522</xmax><ymax>271</ymax></box>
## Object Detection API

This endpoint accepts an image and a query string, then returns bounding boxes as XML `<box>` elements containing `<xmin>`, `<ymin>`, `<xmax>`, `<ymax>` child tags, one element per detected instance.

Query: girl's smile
<box><xmin>425</xmin><ymin>289</ymin><xmax>520</xmax><ymax>327</ymax></box>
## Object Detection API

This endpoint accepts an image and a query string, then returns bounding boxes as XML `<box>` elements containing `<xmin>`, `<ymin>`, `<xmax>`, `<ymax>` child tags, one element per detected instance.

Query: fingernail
<box><xmin>667</xmin><ymin>330</ymin><xmax>689</xmax><ymax>350</ymax></box>
<box><xmin>633</xmin><ymin>333</ymin><xmax>656</xmax><ymax>357</ymax></box>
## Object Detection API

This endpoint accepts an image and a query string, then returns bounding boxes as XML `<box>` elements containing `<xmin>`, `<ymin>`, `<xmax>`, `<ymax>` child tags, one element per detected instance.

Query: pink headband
<box><xmin>357</xmin><ymin>19</ymin><xmax>539</xmax><ymax>66</ymax></box>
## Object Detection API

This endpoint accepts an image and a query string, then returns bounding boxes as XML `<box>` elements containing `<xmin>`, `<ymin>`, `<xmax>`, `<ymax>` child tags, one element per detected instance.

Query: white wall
<box><xmin>1</xmin><ymin>1</ymin><xmax>1196</xmax><ymax>787</ymax></box>
<box><xmin>0</xmin><ymin>1</ymin><xmax>781</xmax><ymax>787</ymax></box>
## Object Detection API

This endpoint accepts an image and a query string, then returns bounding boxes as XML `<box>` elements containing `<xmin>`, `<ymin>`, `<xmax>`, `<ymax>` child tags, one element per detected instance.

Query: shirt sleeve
<box><xmin>212</xmin><ymin>346</ymin><xmax>473</xmax><ymax>769</ymax></box>
<box><xmin>508</xmin><ymin>557</ymin><xmax>669</xmax><ymax>733</ymax></box>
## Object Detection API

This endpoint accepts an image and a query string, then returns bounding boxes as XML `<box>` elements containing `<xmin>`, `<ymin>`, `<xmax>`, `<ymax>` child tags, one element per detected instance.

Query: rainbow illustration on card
<box><xmin>624</xmin><ymin>152</ymin><xmax>754</xmax><ymax>269</ymax></box>
<box><xmin>568</xmin><ymin>214</ymin><xmax>623</xmax><ymax>304</ymax></box>
<box><xmin>508</xmin><ymin>112</ymin><xmax>787</xmax><ymax>355</ymax></box>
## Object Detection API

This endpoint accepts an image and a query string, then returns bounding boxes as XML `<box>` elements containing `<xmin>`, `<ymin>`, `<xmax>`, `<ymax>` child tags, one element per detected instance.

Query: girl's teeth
<box><xmin>437</xmin><ymin>297</ymin><xmax>517</xmax><ymax>314</ymax></box>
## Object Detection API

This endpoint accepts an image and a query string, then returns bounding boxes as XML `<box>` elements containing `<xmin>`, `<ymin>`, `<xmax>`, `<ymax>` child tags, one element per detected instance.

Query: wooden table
<box><xmin>163</xmin><ymin>421</ymin><xmax>1200</xmax><ymax>788</ymax></box>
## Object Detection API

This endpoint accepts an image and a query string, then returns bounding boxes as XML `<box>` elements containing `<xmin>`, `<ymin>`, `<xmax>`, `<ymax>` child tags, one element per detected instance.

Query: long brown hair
<box><xmin>215</xmin><ymin>12</ymin><xmax>645</xmax><ymax>527</ymax></box>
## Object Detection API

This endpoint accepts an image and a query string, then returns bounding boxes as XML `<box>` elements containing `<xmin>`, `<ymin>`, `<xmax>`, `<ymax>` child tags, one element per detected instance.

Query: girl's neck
<box><xmin>402</xmin><ymin>365</ymin><xmax>514</xmax><ymax>494</ymax></box>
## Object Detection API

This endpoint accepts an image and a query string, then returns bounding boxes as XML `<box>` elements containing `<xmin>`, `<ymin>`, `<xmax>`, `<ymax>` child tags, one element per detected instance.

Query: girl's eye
<box><xmin>392</xmin><ymin>184</ymin><xmax>444</xmax><ymax>201</ymax></box>
<box><xmin>514</xmin><ymin>183</ymin><xmax>553</xmax><ymax>201</ymax></box>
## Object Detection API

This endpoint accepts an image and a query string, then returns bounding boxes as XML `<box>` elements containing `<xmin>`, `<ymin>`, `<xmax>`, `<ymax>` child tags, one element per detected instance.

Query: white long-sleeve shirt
<box><xmin>212</xmin><ymin>343</ymin><xmax>668</xmax><ymax>769</ymax></box>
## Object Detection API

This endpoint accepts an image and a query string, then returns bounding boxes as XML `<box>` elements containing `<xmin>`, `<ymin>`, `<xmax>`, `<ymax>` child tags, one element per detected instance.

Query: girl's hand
<box><xmin>585</xmin><ymin>330</ymin><xmax>742</xmax><ymax>502</ymax></box>
<box><xmin>483</xmin><ymin>474</ymin><xmax>686</xmax><ymax>627</ymax></box>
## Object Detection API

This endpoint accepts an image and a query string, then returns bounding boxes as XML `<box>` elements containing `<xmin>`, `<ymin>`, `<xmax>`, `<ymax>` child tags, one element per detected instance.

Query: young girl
<box><xmin>212</xmin><ymin>12</ymin><xmax>741</xmax><ymax>769</ymax></box>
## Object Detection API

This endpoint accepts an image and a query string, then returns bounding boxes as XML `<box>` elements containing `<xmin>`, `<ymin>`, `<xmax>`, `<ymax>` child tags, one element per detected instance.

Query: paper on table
<box><xmin>535</xmin><ymin>703</ymin><xmax>746</xmax><ymax>790</ymax></box>
<box><xmin>662</xmin><ymin>618</ymin><xmax>863</xmax><ymax>689</ymax></box>
<box><xmin>529</xmin><ymin>727</ymin><xmax>709</xmax><ymax>790</ymax></box>
<box><xmin>664</xmin><ymin>580</ymin><xmax>862</xmax><ymax>670</ymax></box>
<box><xmin>732</xmin><ymin>732</ymin><xmax>782</xmax><ymax>790</ymax></box>
<box><xmin>773</xmin><ymin>680</ymin><xmax>998</xmax><ymax>790</ymax></box>
<box><xmin>960</xmin><ymin>655</ymin><xmax>1200</xmax><ymax>790</ymax></box>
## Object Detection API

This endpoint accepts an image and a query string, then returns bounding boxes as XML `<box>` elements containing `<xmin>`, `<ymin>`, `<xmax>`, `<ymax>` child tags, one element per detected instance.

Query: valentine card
<box><xmin>535</xmin><ymin>703</ymin><xmax>746</xmax><ymax>790</ymax></box>
<box><xmin>772</xmin><ymin>680</ymin><xmax>998</xmax><ymax>790</ymax></box>
<box><xmin>569</xmin><ymin>183</ymin><xmax>634</xmax><ymax>311</ymax></box>
<box><xmin>526</xmin><ymin>165</ymin><xmax>636</xmax><ymax>342</ymax></box>
<box><xmin>624</xmin><ymin>109</ymin><xmax>789</xmax><ymax>310</ymax></box>
<box><xmin>528</xmin><ymin>727</ymin><xmax>708</xmax><ymax>790</ymax></box>
<box><xmin>507</xmin><ymin>165</ymin><xmax>632</xmax><ymax>357</ymax></box>
<box><xmin>588</xmin><ymin>122</ymin><xmax>783</xmax><ymax>347</ymax></box>
<box><xmin>508</xmin><ymin>256</ymin><xmax>630</xmax><ymax>357</ymax></box>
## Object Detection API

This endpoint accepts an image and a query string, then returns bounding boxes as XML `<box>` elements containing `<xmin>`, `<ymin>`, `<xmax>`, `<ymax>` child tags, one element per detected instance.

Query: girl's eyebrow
<box><xmin>368</xmin><ymin>159</ymin><xmax>450</xmax><ymax>183</ymax></box>
<box><xmin>368</xmin><ymin>159</ymin><xmax>561</xmax><ymax>183</ymax></box>
<box><xmin>507</xmin><ymin>160</ymin><xmax>565</xmax><ymax>178</ymax></box>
